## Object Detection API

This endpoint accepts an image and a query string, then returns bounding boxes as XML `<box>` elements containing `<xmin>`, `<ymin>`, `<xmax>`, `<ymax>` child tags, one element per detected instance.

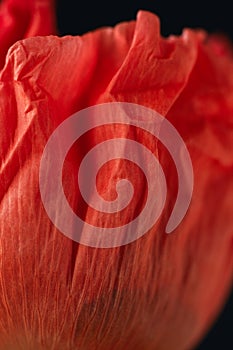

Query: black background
<box><xmin>56</xmin><ymin>1</ymin><xmax>233</xmax><ymax>349</ymax></box>
<box><xmin>56</xmin><ymin>0</ymin><xmax>233</xmax><ymax>40</ymax></box>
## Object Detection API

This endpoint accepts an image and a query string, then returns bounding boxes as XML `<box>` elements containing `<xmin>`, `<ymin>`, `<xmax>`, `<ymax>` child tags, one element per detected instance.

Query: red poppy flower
<box><xmin>0</xmin><ymin>1</ymin><xmax>232</xmax><ymax>349</ymax></box>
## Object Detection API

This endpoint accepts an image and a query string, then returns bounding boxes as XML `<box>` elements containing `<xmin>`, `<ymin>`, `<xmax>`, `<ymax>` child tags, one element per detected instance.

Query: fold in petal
<box><xmin>100</xmin><ymin>11</ymin><xmax>198</xmax><ymax>116</ymax></box>
<box><xmin>167</xmin><ymin>32</ymin><xmax>233</xmax><ymax>166</ymax></box>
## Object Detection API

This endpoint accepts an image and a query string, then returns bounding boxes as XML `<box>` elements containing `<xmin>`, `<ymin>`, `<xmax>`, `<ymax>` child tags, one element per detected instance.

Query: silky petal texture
<box><xmin>0</xmin><ymin>10</ymin><xmax>232</xmax><ymax>350</ymax></box>
<box><xmin>0</xmin><ymin>0</ymin><xmax>56</xmax><ymax>69</ymax></box>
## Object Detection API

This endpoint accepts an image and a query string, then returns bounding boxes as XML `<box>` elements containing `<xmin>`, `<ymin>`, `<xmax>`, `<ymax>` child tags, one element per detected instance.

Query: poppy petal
<box><xmin>0</xmin><ymin>0</ymin><xmax>56</xmax><ymax>69</ymax></box>
<box><xmin>0</xmin><ymin>9</ymin><xmax>232</xmax><ymax>350</ymax></box>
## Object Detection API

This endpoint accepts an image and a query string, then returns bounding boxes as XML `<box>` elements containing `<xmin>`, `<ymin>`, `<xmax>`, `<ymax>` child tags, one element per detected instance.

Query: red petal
<box><xmin>168</xmin><ymin>30</ymin><xmax>233</xmax><ymax>166</ymax></box>
<box><xmin>0</xmin><ymin>0</ymin><xmax>56</xmax><ymax>69</ymax></box>
<box><xmin>0</xmin><ymin>9</ymin><xmax>232</xmax><ymax>350</ymax></box>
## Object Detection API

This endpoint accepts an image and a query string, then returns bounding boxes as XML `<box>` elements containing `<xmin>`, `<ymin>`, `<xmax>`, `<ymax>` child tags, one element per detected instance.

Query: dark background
<box><xmin>56</xmin><ymin>1</ymin><xmax>233</xmax><ymax>349</ymax></box>
<box><xmin>56</xmin><ymin>0</ymin><xmax>233</xmax><ymax>40</ymax></box>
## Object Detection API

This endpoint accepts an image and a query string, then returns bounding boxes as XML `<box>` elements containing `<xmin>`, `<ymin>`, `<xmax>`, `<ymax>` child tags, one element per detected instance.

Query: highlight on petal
<box><xmin>0</xmin><ymin>0</ymin><xmax>56</xmax><ymax>69</ymax></box>
<box><xmin>0</xmin><ymin>8</ymin><xmax>232</xmax><ymax>350</ymax></box>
